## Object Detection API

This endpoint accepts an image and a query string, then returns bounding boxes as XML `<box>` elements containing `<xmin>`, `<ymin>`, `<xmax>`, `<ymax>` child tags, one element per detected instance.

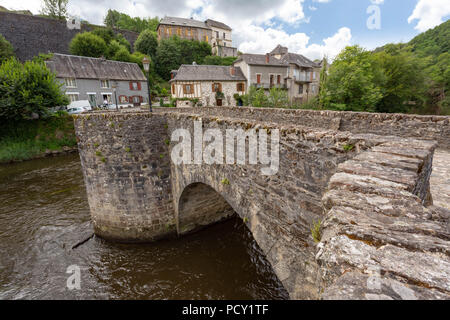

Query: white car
<box><xmin>67</xmin><ymin>106</ymin><xmax>87</xmax><ymax>115</ymax></box>
<box><xmin>68</xmin><ymin>100</ymin><xmax>92</xmax><ymax>111</ymax></box>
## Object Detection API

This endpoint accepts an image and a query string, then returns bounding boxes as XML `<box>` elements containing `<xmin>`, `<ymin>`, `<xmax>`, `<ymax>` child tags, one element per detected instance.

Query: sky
<box><xmin>1</xmin><ymin>0</ymin><xmax>450</xmax><ymax>60</ymax></box>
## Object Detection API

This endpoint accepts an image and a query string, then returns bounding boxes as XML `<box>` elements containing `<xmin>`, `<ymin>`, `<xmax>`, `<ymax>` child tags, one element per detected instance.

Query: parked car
<box><xmin>68</xmin><ymin>100</ymin><xmax>92</xmax><ymax>111</ymax></box>
<box><xmin>67</xmin><ymin>107</ymin><xmax>87</xmax><ymax>115</ymax></box>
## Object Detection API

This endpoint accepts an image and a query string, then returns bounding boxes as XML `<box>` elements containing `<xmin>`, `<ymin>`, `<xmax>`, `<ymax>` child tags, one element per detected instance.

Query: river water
<box><xmin>0</xmin><ymin>154</ymin><xmax>288</xmax><ymax>300</ymax></box>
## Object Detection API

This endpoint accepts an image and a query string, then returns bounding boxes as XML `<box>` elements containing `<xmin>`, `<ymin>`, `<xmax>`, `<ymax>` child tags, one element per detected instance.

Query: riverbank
<box><xmin>0</xmin><ymin>115</ymin><xmax>77</xmax><ymax>164</ymax></box>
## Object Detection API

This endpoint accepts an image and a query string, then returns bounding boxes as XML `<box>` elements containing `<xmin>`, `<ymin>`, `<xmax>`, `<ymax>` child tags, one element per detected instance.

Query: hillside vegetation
<box><xmin>318</xmin><ymin>19</ymin><xmax>450</xmax><ymax>115</ymax></box>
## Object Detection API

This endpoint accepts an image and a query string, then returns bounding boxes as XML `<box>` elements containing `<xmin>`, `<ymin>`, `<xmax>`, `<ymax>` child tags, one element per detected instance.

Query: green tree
<box><xmin>91</xmin><ymin>27</ymin><xmax>115</xmax><ymax>45</ymax></box>
<box><xmin>373</xmin><ymin>45</ymin><xmax>427</xmax><ymax>113</ymax></box>
<box><xmin>154</xmin><ymin>36</ymin><xmax>211</xmax><ymax>80</ymax></box>
<box><xmin>0</xmin><ymin>58</ymin><xmax>69</xmax><ymax>121</ymax></box>
<box><xmin>104</xmin><ymin>9</ymin><xmax>159</xmax><ymax>32</ymax></box>
<box><xmin>106</xmin><ymin>40</ymin><xmax>125</xmax><ymax>59</ymax></box>
<box><xmin>155</xmin><ymin>38</ymin><xmax>182</xmax><ymax>80</ymax></box>
<box><xmin>322</xmin><ymin>45</ymin><xmax>383</xmax><ymax>112</ymax></box>
<box><xmin>268</xmin><ymin>87</ymin><xmax>289</xmax><ymax>108</ymax></box>
<box><xmin>134</xmin><ymin>29</ymin><xmax>158</xmax><ymax>58</ymax></box>
<box><xmin>0</xmin><ymin>34</ymin><xmax>14</xmax><ymax>64</ymax></box>
<box><xmin>40</xmin><ymin>0</ymin><xmax>68</xmax><ymax>20</ymax></box>
<box><xmin>69</xmin><ymin>32</ymin><xmax>107</xmax><ymax>58</ymax></box>
<box><xmin>202</xmin><ymin>55</ymin><xmax>237</xmax><ymax>66</ymax></box>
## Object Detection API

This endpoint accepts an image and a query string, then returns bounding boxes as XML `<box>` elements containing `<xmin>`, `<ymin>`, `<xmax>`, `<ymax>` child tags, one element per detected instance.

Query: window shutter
<box><xmin>129</xmin><ymin>82</ymin><xmax>133</xmax><ymax>90</ymax></box>
<box><xmin>212</xmin><ymin>83</ymin><xmax>215</xmax><ymax>92</ymax></box>
<box><xmin>219</xmin><ymin>83</ymin><xmax>222</xmax><ymax>92</ymax></box>
<box><xmin>137</xmin><ymin>82</ymin><xmax>141</xmax><ymax>90</ymax></box>
<box><xmin>139</xmin><ymin>96</ymin><xmax>143</xmax><ymax>103</ymax></box>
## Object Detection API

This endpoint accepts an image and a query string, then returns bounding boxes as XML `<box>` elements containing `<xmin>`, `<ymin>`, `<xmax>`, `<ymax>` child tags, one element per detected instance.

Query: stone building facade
<box><xmin>0</xmin><ymin>11</ymin><xmax>139</xmax><ymax>62</ymax></box>
<box><xmin>233</xmin><ymin>53</ymin><xmax>289</xmax><ymax>89</ymax></box>
<box><xmin>46</xmin><ymin>54</ymin><xmax>148</xmax><ymax>108</ymax></box>
<box><xmin>233</xmin><ymin>45</ymin><xmax>322</xmax><ymax>105</ymax></box>
<box><xmin>269</xmin><ymin>45</ymin><xmax>322</xmax><ymax>104</ymax></box>
<box><xmin>157</xmin><ymin>16</ymin><xmax>237</xmax><ymax>57</ymax></box>
<box><xmin>170</xmin><ymin>64</ymin><xmax>247</xmax><ymax>107</ymax></box>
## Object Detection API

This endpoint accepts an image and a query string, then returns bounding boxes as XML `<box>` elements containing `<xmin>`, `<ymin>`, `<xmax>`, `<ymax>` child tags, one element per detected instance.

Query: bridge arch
<box><xmin>177</xmin><ymin>182</ymin><xmax>237</xmax><ymax>235</ymax></box>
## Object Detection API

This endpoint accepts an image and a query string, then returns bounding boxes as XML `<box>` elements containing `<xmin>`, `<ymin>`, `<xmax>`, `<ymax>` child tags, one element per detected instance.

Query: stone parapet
<box><xmin>317</xmin><ymin>136</ymin><xmax>450</xmax><ymax>299</ymax></box>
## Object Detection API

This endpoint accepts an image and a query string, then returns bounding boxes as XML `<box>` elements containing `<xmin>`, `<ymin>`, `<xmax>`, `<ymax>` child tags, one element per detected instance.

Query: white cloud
<box><xmin>1</xmin><ymin>0</ymin><xmax>351</xmax><ymax>60</ymax></box>
<box><xmin>237</xmin><ymin>26</ymin><xmax>352</xmax><ymax>61</ymax></box>
<box><xmin>408</xmin><ymin>0</ymin><xmax>450</xmax><ymax>32</ymax></box>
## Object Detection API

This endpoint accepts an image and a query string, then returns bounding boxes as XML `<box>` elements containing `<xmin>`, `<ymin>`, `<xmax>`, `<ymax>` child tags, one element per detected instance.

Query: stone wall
<box><xmin>156</xmin><ymin>107</ymin><xmax>450</xmax><ymax>149</ymax></box>
<box><xmin>73</xmin><ymin>107</ymin><xmax>449</xmax><ymax>300</ymax></box>
<box><xmin>317</xmin><ymin>137</ymin><xmax>450</xmax><ymax>299</ymax></box>
<box><xmin>0</xmin><ymin>11</ymin><xmax>139</xmax><ymax>61</ymax></box>
<box><xmin>73</xmin><ymin>112</ymin><xmax>175</xmax><ymax>242</ymax></box>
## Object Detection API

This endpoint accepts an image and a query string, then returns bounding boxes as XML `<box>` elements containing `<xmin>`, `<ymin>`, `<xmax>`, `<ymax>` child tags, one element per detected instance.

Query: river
<box><xmin>0</xmin><ymin>154</ymin><xmax>288</xmax><ymax>300</ymax></box>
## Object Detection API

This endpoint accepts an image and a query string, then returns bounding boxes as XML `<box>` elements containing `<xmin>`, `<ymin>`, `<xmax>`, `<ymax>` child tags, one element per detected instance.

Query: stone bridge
<box><xmin>74</xmin><ymin>107</ymin><xmax>450</xmax><ymax>300</ymax></box>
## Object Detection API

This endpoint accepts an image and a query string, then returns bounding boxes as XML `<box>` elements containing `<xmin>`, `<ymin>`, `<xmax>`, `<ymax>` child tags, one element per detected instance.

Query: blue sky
<box><xmin>1</xmin><ymin>0</ymin><xmax>449</xmax><ymax>60</ymax></box>
<box><xmin>282</xmin><ymin>0</ymin><xmax>419</xmax><ymax>49</ymax></box>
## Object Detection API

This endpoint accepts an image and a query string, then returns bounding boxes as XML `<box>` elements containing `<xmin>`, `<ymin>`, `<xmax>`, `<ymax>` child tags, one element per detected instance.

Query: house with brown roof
<box><xmin>232</xmin><ymin>52</ymin><xmax>290</xmax><ymax>90</ymax></box>
<box><xmin>45</xmin><ymin>53</ymin><xmax>148</xmax><ymax>108</ymax></box>
<box><xmin>169</xmin><ymin>64</ymin><xmax>247</xmax><ymax>107</ymax></box>
<box><xmin>157</xmin><ymin>16</ymin><xmax>237</xmax><ymax>57</ymax></box>
<box><xmin>269</xmin><ymin>45</ymin><xmax>322</xmax><ymax>104</ymax></box>
<box><xmin>232</xmin><ymin>45</ymin><xmax>322</xmax><ymax>104</ymax></box>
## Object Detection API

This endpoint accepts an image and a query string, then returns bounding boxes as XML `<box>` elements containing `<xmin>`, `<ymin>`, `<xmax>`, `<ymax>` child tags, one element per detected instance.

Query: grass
<box><xmin>311</xmin><ymin>219</ymin><xmax>322</xmax><ymax>243</ymax></box>
<box><xmin>0</xmin><ymin>115</ymin><xmax>77</xmax><ymax>163</ymax></box>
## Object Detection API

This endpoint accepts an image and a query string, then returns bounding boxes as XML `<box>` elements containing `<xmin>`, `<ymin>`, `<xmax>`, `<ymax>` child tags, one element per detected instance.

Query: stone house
<box><xmin>169</xmin><ymin>64</ymin><xmax>247</xmax><ymax>107</ymax></box>
<box><xmin>232</xmin><ymin>53</ymin><xmax>290</xmax><ymax>90</ymax></box>
<box><xmin>45</xmin><ymin>53</ymin><xmax>148</xmax><ymax>108</ymax></box>
<box><xmin>232</xmin><ymin>45</ymin><xmax>322</xmax><ymax>104</ymax></box>
<box><xmin>269</xmin><ymin>45</ymin><xmax>322</xmax><ymax>104</ymax></box>
<box><xmin>205</xmin><ymin>19</ymin><xmax>237</xmax><ymax>57</ymax></box>
<box><xmin>157</xmin><ymin>16</ymin><xmax>237</xmax><ymax>57</ymax></box>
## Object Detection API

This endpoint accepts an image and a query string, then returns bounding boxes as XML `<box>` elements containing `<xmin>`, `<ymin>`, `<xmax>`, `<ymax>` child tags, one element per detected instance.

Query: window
<box><xmin>312</xmin><ymin>72</ymin><xmax>317</xmax><ymax>80</ymax></box>
<box><xmin>236</xmin><ymin>83</ymin><xmax>245</xmax><ymax>92</ymax></box>
<box><xmin>216</xmin><ymin>31</ymin><xmax>219</xmax><ymax>38</ymax></box>
<box><xmin>277</xmin><ymin>75</ymin><xmax>281</xmax><ymax>84</ymax></box>
<box><xmin>119</xmin><ymin>95</ymin><xmax>128</xmax><ymax>103</ymax></box>
<box><xmin>223</xmin><ymin>32</ymin><xmax>226</xmax><ymax>39</ymax></box>
<box><xmin>177</xmin><ymin>28</ymin><xmax>181</xmax><ymax>36</ymax></box>
<box><xmin>166</xmin><ymin>27</ymin><xmax>169</xmax><ymax>35</ymax></box>
<box><xmin>65</xmin><ymin>78</ymin><xmax>76</xmax><ymax>88</ymax></box>
<box><xmin>130</xmin><ymin>81</ymin><xmax>141</xmax><ymax>91</ymax></box>
<box><xmin>212</xmin><ymin>83</ymin><xmax>222</xmax><ymax>92</ymax></box>
<box><xmin>67</xmin><ymin>93</ymin><xmax>79</xmax><ymax>102</ymax></box>
<box><xmin>311</xmin><ymin>85</ymin><xmax>316</xmax><ymax>94</ymax></box>
<box><xmin>101</xmin><ymin>80</ymin><xmax>110</xmax><ymax>88</ymax></box>
<box><xmin>299</xmin><ymin>84</ymin><xmax>303</xmax><ymax>94</ymax></box>
<box><xmin>256</xmin><ymin>74</ymin><xmax>261</xmax><ymax>84</ymax></box>
<box><xmin>183</xmin><ymin>84</ymin><xmax>194</xmax><ymax>94</ymax></box>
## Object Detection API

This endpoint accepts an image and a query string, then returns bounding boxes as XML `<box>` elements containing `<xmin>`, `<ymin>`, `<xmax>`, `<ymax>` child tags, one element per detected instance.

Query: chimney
<box><xmin>266</xmin><ymin>53</ymin><xmax>270</xmax><ymax>64</ymax></box>
<box><xmin>230</xmin><ymin>66</ymin><xmax>235</xmax><ymax>76</ymax></box>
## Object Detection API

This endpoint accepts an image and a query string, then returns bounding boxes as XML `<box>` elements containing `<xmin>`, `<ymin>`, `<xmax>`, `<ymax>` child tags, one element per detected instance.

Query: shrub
<box><xmin>69</xmin><ymin>32</ymin><xmax>107</xmax><ymax>58</ymax></box>
<box><xmin>0</xmin><ymin>33</ymin><xmax>14</xmax><ymax>64</ymax></box>
<box><xmin>134</xmin><ymin>29</ymin><xmax>158</xmax><ymax>58</ymax></box>
<box><xmin>0</xmin><ymin>58</ymin><xmax>69</xmax><ymax>121</ymax></box>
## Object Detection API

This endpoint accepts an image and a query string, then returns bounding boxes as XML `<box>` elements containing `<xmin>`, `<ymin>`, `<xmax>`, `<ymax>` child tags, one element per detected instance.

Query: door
<box><xmin>88</xmin><ymin>94</ymin><xmax>96</xmax><ymax>108</ymax></box>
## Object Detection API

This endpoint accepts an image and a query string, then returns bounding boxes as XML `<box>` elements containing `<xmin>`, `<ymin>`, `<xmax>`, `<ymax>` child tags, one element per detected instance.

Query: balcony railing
<box><xmin>252</xmin><ymin>83</ymin><xmax>287</xmax><ymax>89</ymax></box>
<box><xmin>294</xmin><ymin>74</ymin><xmax>312</xmax><ymax>82</ymax></box>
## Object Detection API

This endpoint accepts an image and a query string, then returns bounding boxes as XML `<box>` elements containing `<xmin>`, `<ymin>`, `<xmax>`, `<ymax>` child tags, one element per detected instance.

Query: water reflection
<box><xmin>0</xmin><ymin>155</ymin><xmax>288</xmax><ymax>300</ymax></box>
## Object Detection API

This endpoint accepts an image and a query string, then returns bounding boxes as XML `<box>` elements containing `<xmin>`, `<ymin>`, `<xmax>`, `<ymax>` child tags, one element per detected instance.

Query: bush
<box><xmin>0</xmin><ymin>58</ymin><xmax>69</xmax><ymax>121</ymax></box>
<box><xmin>69</xmin><ymin>32</ymin><xmax>107</xmax><ymax>58</ymax></box>
<box><xmin>0</xmin><ymin>33</ymin><xmax>14</xmax><ymax>64</ymax></box>
<box><xmin>135</xmin><ymin>29</ymin><xmax>158</xmax><ymax>58</ymax></box>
